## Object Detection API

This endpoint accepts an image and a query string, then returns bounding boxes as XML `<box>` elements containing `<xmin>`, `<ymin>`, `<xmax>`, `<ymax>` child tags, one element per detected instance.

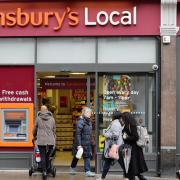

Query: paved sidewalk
<box><xmin>0</xmin><ymin>170</ymin><xmax>177</xmax><ymax>180</ymax></box>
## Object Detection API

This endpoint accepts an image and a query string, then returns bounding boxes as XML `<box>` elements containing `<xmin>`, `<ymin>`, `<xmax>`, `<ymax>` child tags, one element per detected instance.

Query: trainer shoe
<box><xmin>96</xmin><ymin>177</ymin><xmax>105</xmax><ymax>180</ymax></box>
<box><xmin>85</xmin><ymin>171</ymin><xmax>95</xmax><ymax>177</ymax></box>
<box><xmin>69</xmin><ymin>167</ymin><xmax>76</xmax><ymax>175</ymax></box>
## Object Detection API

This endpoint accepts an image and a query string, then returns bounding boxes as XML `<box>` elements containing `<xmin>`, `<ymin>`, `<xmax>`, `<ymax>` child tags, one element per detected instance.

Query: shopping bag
<box><xmin>108</xmin><ymin>144</ymin><xmax>120</xmax><ymax>160</ymax></box>
<box><xmin>104</xmin><ymin>136</ymin><xmax>118</xmax><ymax>159</ymax></box>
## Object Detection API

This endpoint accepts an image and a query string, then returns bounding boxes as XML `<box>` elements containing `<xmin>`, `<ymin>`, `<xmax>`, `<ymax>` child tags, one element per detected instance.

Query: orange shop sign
<box><xmin>0</xmin><ymin>7</ymin><xmax>79</xmax><ymax>31</ymax></box>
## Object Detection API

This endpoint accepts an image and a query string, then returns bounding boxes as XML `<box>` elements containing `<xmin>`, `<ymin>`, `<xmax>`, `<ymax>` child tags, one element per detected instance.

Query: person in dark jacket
<box><xmin>33</xmin><ymin>105</ymin><xmax>56</xmax><ymax>180</ymax></box>
<box><xmin>70</xmin><ymin>107</ymin><xmax>95</xmax><ymax>177</ymax></box>
<box><xmin>120</xmin><ymin>112</ymin><xmax>148</xmax><ymax>180</ymax></box>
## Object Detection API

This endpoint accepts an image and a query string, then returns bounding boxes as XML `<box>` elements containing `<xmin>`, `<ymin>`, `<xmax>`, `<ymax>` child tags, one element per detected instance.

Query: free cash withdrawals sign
<box><xmin>0</xmin><ymin>66</ymin><xmax>34</xmax><ymax>103</ymax></box>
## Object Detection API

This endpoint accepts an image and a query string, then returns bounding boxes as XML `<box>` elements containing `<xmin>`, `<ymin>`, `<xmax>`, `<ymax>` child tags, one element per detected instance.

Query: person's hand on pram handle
<box><xmin>49</xmin><ymin>145</ymin><xmax>56</xmax><ymax>158</ymax></box>
<box><xmin>32</xmin><ymin>137</ymin><xmax>37</xmax><ymax>145</ymax></box>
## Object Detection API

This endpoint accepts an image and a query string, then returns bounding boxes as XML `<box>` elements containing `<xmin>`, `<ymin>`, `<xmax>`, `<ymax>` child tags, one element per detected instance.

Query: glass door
<box><xmin>36</xmin><ymin>72</ymin><xmax>96</xmax><ymax>167</ymax></box>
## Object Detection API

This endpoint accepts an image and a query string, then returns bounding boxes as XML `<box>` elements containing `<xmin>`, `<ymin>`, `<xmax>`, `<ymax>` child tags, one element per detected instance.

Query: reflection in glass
<box><xmin>98</xmin><ymin>74</ymin><xmax>155</xmax><ymax>154</ymax></box>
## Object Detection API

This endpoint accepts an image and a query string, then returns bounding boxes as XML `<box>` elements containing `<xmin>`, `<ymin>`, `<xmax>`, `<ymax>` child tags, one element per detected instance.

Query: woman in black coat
<box><xmin>120</xmin><ymin>112</ymin><xmax>148</xmax><ymax>180</ymax></box>
<box><xmin>70</xmin><ymin>107</ymin><xmax>95</xmax><ymax>177</ymax></box>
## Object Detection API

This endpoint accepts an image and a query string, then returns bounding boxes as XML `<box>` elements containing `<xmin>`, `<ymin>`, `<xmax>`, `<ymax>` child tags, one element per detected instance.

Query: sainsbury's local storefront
<box><xmin>0</xmin><ymin>0</ymin><xmax>161</xmax><ymax>174</ymax></box>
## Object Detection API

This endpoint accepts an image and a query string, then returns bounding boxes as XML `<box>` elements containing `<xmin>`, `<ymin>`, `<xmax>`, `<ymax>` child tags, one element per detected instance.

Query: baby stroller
<box><xmin>29</xmin><ymin>142</ymin><xmax>56</xmax><ymax>179</ymax></box>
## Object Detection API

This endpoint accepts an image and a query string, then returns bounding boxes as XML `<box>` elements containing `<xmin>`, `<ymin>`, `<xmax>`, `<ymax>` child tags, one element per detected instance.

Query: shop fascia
<box><xmin>0</xmin><ymin>6</ymin><xmax>137</xmax><ymax>31</ymax></box>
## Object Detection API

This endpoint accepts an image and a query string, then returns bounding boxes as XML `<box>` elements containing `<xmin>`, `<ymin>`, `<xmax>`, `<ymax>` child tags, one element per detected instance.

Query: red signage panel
<box><xmin>0</xmin><ymin>66</ymin><xmax>34</xmax><ymax>103</ymax></box>
<box><xmin>0</xmin><ymin>1</ymin><xmax>160</xmax><ymax>36</ymax></box>
<box><xmin>41</xmin><ymin>78</ymin><xmax>95</xmax><ymax>90</ymax></box>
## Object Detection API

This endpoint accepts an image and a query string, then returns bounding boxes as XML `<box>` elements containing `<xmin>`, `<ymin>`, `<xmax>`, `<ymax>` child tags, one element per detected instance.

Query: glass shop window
<box><xmin>98</xmin><ymin>74</ymin><xmax>155</xmax><ymax>154</ymax></box>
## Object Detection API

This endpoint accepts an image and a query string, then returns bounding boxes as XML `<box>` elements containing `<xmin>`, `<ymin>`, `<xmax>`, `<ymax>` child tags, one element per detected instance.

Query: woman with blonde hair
<box><xmin>70</xmin><ymin>107</ymin><xmax>95</xmax><ymax>177</ymax></box>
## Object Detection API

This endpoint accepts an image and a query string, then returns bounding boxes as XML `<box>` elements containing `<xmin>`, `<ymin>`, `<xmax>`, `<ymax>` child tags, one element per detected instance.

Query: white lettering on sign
<box><xmin>84</xmin><ymin>6</ymin><xmax>137</xmax><ymax>26</ymax></box>
<box><xmin>0</xmin><ymin>89</ymin><xmax>32</xmax><ymax>102</ymax></box>
<box><xmin>85</xmin><ymin>7</ymin><xmax>96</xmax><ymax>25</ymax></box>
<box><xmin>109</xmin><ymin>11</ymin><xmax>120</xmax><ymax>25</ymax></box>
<box><xmin>2</xmin><ymin>90</ymin><xmax>14</xmax><ymax>95</ymax></box>
<box><xmin>97</xmin><ymin>11</ymin><xmax>109</xmax><ymax>26</ymax></box>
<box><xmin>15</xmin><ymin>90</ymin><xmax>29</xmax><ymax>95</ymax></box>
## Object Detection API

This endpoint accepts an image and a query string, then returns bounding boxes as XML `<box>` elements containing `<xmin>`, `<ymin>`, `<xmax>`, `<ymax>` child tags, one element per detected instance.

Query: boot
<box><xmin>42</xmin><ymin>171</ymin><xmax>47</xmax><ymax>180</ymax></box>
<box><xmin>128</xmin><ymin>175</ymin><xmax>135</xmax><ymax>180</ymax></box>
<box><xmin>137</xmin><ymin>174</ymin><xmax>147</xmax><ymax>180</ymax></box>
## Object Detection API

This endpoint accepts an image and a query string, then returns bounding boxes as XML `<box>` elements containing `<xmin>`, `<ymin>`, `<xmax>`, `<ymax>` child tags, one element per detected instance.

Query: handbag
<box><xmin>108</xmin><ymin>144</ymin><xmax>120</xmax><ymax>160</ymax></box>
<box><xmin>104</xmin><ymin>136</ymin><xmax>118</xmax><ymax>159</ymax></box>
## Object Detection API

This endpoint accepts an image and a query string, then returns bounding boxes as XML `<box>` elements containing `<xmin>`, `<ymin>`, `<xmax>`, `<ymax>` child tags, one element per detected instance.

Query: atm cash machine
<box><xmin>0</xmin><ymin>103</ymin><xmax>33</xmax><ymax>147</ymax></box>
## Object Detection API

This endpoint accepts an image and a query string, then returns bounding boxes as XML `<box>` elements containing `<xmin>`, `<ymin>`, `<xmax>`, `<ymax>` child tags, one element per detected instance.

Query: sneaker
<box><xmin>85</xmin><ymin>171</ymin><xmax>95</xmax><ymax>177</ymax></box>
<box><xmin>69</xmin><ymin>167</ymin><xmax>76</xmax><ymax>175</ymax></box>
<box><xmin>96</xmin><ymin>177</ymin><xmax>105</xmax><ymax>180</ymax></box>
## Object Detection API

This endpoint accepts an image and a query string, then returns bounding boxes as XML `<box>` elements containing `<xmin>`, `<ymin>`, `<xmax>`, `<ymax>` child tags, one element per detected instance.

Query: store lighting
<box><xmin>44</xmin><ymin>75</ymin><xmax>55</xmax><ymax>78</ymax></box>
<box><xmin>69</xmin><ymin>72</ymin><xmax>86</xmax><ymax>75</ymax></box>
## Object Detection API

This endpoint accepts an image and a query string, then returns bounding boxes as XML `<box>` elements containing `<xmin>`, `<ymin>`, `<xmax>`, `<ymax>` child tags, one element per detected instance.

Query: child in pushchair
<box><xmin>29</xmin><ymin>141</ymin><xmax>56</xmax><ymax>179</ymax></box>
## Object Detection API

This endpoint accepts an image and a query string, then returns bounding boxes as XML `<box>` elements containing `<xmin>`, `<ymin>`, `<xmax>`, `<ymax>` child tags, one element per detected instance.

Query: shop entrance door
<box><xmin>36</xmin><ymin>72</ymin><xmax>95</xmax><ymax>168</ymax></box>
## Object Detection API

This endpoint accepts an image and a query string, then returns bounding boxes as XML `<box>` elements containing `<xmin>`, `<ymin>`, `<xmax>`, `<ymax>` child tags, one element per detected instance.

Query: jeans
<box><xmin>70</xmin><ymin>156</ymin><xmax>91</xmax><ymax>172</ymax></box>
<box><xmin>38</xmin><ymin>145</ymin><xmax>53</xmax><ymax>173</ymax></box>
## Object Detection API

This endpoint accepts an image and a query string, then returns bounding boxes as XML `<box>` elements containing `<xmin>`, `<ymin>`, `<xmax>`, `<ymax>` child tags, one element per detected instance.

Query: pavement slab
<box><xmin>0</xmin><ymin>171</ymin><xmax>177</xmax><ymax>180</ymax></box>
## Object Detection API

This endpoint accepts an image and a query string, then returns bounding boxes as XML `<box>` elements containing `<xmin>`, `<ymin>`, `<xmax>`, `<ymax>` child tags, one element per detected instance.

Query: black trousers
<box><xmin>38</xmin><ymin>145</ymin><xmax>53</xmax><ymax>173</ymax></box>
<box><xmin>70</xmin><ymin>156</ymin><xmax>91</xmax><ymax>172</ymax></box>
<box><xmin>70</xmin><ymin>156</ymin><xmax>79</xmax><ymax>168</ymax></box>
<box><xmin>101</xmin><ymin>158</ymin><xmax>123</xmax><ymax>179</ymax></box>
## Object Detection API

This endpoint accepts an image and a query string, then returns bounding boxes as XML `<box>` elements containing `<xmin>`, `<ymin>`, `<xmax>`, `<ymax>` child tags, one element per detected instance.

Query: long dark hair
<box><xmin>122</xmin><ymin>112</ymin><xmax>137</xmax><ymax>128</ymax></box>
<box><xmin>112</xmin><ymin>111</ymin><xmax>122</xmax><ymax>120</ymax></box>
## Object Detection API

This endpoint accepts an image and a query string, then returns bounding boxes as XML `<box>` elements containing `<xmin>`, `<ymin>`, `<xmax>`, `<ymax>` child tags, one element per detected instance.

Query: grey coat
<box><xmin>33</xmin><ymin>111</ymin><xmax>56</xmax><ymax>146</ymax></box>
<box><xmin>103</xmin><ymin>119</ymin><xmax>123</xmax><ymax>146</ymax></box>
<box><xmin>103</xmin><ymin>119</ymin><xmax>123</xmax><ymax>158</ymax></box>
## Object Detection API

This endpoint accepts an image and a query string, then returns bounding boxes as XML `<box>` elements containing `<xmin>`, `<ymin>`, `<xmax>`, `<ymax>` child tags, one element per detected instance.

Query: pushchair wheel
<box><xmin>29</xmin><ymin>167</ymin><xmax>34</xmax><ymax>176</ymax></box>
<box><xmin>52</xmin><ymin>167</ymin><xmax>56</xmax><ymax>177</ymax></box>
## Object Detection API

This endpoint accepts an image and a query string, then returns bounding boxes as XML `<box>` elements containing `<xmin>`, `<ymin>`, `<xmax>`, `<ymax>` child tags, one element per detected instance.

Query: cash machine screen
<box><xmin>2</xmin><ymin>109</ymin><xmax>28</xmax><ymax>141</ymax></box>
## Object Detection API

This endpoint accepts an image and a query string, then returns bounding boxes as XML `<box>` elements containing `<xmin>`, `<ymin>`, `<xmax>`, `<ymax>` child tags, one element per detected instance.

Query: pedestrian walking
<box><xmin>96</xmin><ymin>111</ymin><xmax>123</xmax><ymax>180</ymax></box>
<box><xmin>70</xmin><ymin>107</ymin><xmax>95</xmax><ymax>177</ymax></box>
<box><xmin>176</xmin><ymin>169</ymin><xmax>180</xmax><ymax>179</ymax></box>
<box><xmin>120</xmin><ymin>112</ymin><xmax>148</xmax><ymax>180</ymax></box>
<box><xmin>33</xmin><ymin>105</ymin><xmax>56</xmax><ymax>180</ymax></box>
